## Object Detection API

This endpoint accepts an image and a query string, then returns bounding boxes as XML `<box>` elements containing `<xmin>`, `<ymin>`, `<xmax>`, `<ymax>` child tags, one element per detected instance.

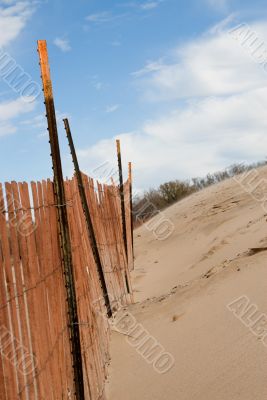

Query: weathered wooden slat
<box><xmin>0</xmin><ymin>183</ymin><xmax>21</xmax><ymax>399</ymax></box>
<box><xmin>10</xmin><ymin>181</ymin><xmax>37</xmax><ymax>399</ymax></box>
<box><xmin>0</xmin><ymin>183</ymin><xmax>15</xmax><ymax>400</ymax></box>
<box><xmin>18</xmin><ymin>182</ymin><xmax>41</xmax><ymax>399</ymax></box>
<box><xmin>31</xmin><ymin>181</ymin><xmax>54</xmax><ymax>400</ymax></box>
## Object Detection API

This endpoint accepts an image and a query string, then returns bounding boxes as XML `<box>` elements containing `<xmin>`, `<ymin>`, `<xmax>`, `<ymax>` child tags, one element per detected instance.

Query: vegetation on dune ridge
<box><xmin>133</xmin><ymin>161</ymin><xmax>267</xmax><ymax>227</ymax></box>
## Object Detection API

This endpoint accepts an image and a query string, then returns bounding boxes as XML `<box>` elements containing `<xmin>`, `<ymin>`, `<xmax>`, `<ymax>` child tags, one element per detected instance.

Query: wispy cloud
<box><xmin>206</xmin><ymin>0</ymin><xmax>229</xmax><ymax>11</ymax></box>
<box><xmin>0</xmin><ymin>1</ymin><xmax>35</xmax><ymax>47</ymax></box>
<box><xmin>0</xmin><ymin>123</ymin><xmax>16</xmax><ymax>137</ymax></box>
<box><xmin>132</xmin><ymin>59</ymin><xmax>165</xmax><ymax>77</ymax></box>
<box><xmin>0</xmin><ymin>97</ymin><xmax>35</xmax><ymax>120</ymax></box>
<box><xmin>208</xmin><ymin>13</ymin><xmax>237</xmax><ymax>34</ymax></box>
<box><xmin>132</xmin><ymin>20</ymin><xmax>267</xmax><ymax>102</ymax></box>
<box><xmin>21</xmin><ymin>114</ymin><xmax>45</xmax><ymax>129</ymax></box>
<box><xmin>140</xmin><ymin>1</ymin><xmax>163</xmax><ymax>10</ymax></box>
<box><xmin>0</xmin><ymin>1</ymin><xmax>37</xmax><ymax>137</ymax></box>
<box><xmin>90</xmin><ymin>75</ymin><xmax>105</xmax><ymax>91</ymax></box>
<box><xmin>106</xmin><ymin>104</ymin><xmax>120</xmax><ymax>113</ymax></box>
<box><xmin>77</xmin><ymin>87</ymin><xmax>267</xmax><ymax>190</ymax></box>
<box><xmin>86</xmin><ymin>1</ymin><xmax>163</xmax><ymax>26</ymax></box>
<box><xmin>0</xmin><ymin>97</ymin><xmax>36</xmax><ymax>137</ymax></box>
<box><xmin>86</xmin><ymin>11</ymin><xmax>116</xmax><ymax>23</ymax></box>
<box><xmin>54</xmin><ymin>37</ymin><xmax>71</xmax><ymax>52</ymax></box>
<box><xmin>121</xmin><ymin>1</ymin><xmax>164</xmax><ymax>11</ymax></box>
<box><xmin>22</xmin><ymin>110</ymin><xmax>70</xmax><ymax>138</ymax></box>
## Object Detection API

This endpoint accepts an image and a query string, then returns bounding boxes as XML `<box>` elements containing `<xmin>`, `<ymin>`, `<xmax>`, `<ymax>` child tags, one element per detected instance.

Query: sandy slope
<box><xmin>106</xmin><ymin>166</ymin><xmax>267</xmax><ymax>400</ymax></box>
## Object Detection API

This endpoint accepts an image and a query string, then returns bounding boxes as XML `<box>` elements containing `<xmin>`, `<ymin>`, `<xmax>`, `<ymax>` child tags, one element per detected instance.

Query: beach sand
<box><xmin>106</xmin><ymin>166</ymin><xmax>267</xmax><ymax>400</ymax></box>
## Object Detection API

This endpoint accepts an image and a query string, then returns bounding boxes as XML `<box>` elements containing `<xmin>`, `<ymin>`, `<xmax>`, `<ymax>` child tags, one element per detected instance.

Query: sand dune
<box><xmin>107</xmin><ymin>166</ymin><xmax>267</xmax><ymax>400</ymax></box>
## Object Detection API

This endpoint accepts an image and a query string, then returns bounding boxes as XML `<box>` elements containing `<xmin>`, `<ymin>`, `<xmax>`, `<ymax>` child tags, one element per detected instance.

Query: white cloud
<box><xmin>106</xmin><ymin>104</ymin><xmax>120</xmax><ymax>113</ymax></box>
<box><xmin>86</xmin><ymin>11</ymin><xmax>114</xmax><ymax>23</ymax></box>
<box><xmin>0</xmin><ymin>2</ymin><xmax>37</xmax><ymax>137</ymax></box>
<box><xmin>0</xmin><ymin>123</ymin><xmax>16</xmax><ymax>136</ymax></box>
<box><xmin>85</xmin><ymin>2</ymin><xmax>162</xmax><ymax>26</ymax></box>
<box><xmin>54</xmin><ymin>37</ymin><xmax>71</xmax><ymax>52</ymax></box>
<box><xmin>206</xmin><ymin>0</ymin><xmax>229</xmax><ymax>11</ymax></box>
<box><xmin>0</xmin><ymin>1</ymin><xmax>34</xmax><ymax>47</ymax></box>
<box><xmin>0</xmin><ymin>96</ymin><xmax>36</xmax><ymax>137</ymax></box>
<box><xmin>76</xmin><ymin>18</ymin><xmax>267</xmax><ymax>190</ymax></box>
<box><xmin>122</xmin><ymin>1</ymin><xmax>163</xmax><ymax>11</ymax></box>
<box><xmin>133</xmin><ymin>20</ymin><xmax>267</xmax><ymax>102</ymax></box>
<box><xmin>22</xmin><ymin>110</ymin><xmax>70</xmax><ymax>138</ymax></box>
<box><xmin>209</xmin><ymin>13</ymin><xmax>237</xmax><ymax>35</ymax></box>
<box><xmin>76</xmin><ymin>87</ymin><xmax>267</xmax><ymax>190</ymax></box>
<box><xmin>89</xmin><ymin>75</ymin><xmax>105</xmax><ymax>91</ymax></box>
<box><xmin>21</xmin><ymin>114</ymin><xmax>45</xmax><ymax>128</ymax></box>
<box><xmin>132</xmin><ymin>59</ymin><xmax>165</xmax><ymax>77</ymax></box>
<box><xmin>140</xmin><ymin>1</ymin><xmax>162</xmax><ymax>10</ymax></box>
<box><xmin>0</xmin><ymin>97</ymin><xmax>35</xmax><ymax>120</ymax></box>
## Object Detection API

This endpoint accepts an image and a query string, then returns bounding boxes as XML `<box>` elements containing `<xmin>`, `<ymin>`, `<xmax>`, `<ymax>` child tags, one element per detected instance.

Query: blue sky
<box><xmin>0</xmin><ymin>0</ymin><xmax>267</xmax><ymax>190</ymax></box>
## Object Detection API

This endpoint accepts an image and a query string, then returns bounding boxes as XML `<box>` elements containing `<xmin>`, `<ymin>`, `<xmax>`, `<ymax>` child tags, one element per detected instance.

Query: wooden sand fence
<box><xmin>0</xmin><ymin>173</ymin><xmax>134</xmax><ymax>399</ymax></box>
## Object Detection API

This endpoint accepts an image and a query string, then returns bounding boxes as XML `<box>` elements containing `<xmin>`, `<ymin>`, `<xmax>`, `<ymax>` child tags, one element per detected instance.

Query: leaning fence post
<box><xmin>63</xmin><ymin>118</ymin><xmax>112</xmax><ymax>318</ymax></box>
<box><xmin>116</xmin><ymin>140</ymin><xmax>128</xmax><ymax>259</ymax></box>
<box><xmin>37</xmin><ymin>40</ymin><xmax>85</xmax><ymax>400</ymax></box>
<box><xmin>128</xmin><ymin>162</ymin><xmax>134</xmax><ymax>261</ymax></box>
<box><xmin>116</xmin><ymin>140</ymin><xmax>131</xmax><ymax>293</ymax></box>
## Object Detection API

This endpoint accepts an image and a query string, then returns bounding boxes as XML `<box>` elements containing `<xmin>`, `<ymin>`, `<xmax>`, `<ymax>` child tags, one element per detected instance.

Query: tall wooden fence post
<box><xmin>37</xmin><ymin>40</ymin><xmax>85</xmax><ymax>400</ymax></box>
<box><xmin>116</xmin><ymin>140</ymin><xmax>128</xmax><ymax>258</ymax></box>
<box><xmin>63</xmin><ymin>118</ymin><xmax>112</xmax><ymax>318</ymax></box>
<box><xmin>116</xmin><ymin>140</ymin><xmax>130</xmax><ymax>293</ymax></box>
<box><xmin>128</xmin><ymin>162</ymin><xmax>134</xmax><ymax>260</ymax></box>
